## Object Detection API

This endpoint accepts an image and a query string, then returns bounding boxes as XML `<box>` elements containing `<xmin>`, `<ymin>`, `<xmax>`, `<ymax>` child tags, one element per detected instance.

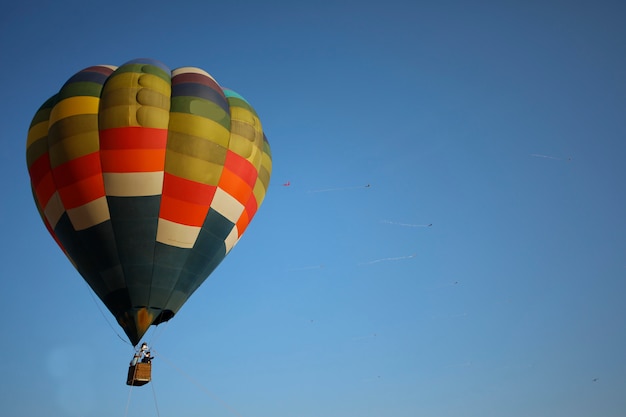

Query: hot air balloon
<box><xmin>26</xmin><ymin>58</ymin><xmax>272</xmax><ymax>348</ymax></box>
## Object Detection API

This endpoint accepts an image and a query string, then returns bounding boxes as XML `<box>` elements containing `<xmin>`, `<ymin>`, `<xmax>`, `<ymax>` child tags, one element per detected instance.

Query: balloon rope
<box><xmin>147</xmin><ymin>319</ymin><xmax>170</xmax><ymax>349</ymax></box>
<box><xmin>83</xmin><ymin>281</ymin><xmax>132</xmax><ymax>346</ymax></box>
<box><xmin>124</xmin><ymin>384</ymin><xmax>134</xmax><ymax>417</ymax></box>
<box><xmin>151</xmin><ymin>376</ymin><xmax>162</xmax><ymax>417</ymax></box>
<box><xmin>153</xmin><ymin>348</ymin><xmax>245</xmax><ymax>417</ymax></box>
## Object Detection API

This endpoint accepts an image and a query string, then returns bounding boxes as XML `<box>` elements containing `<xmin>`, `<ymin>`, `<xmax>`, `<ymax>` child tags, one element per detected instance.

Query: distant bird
<box><xmin>592</xmin><ymin>378</ymin><xmax>599</xmax><ymax>382</ymax></box>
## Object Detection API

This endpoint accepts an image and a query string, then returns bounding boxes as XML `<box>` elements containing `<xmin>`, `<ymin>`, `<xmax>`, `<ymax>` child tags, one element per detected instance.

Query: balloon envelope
<box><xmin>26</xmin><ymin>59</ymin><xmax>272</xmax><ymax>345</ymax></box>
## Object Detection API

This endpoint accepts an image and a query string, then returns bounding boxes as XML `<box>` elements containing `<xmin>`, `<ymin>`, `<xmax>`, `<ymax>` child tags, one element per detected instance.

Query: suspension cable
<box><xmin>151</xmin><ymin>374</ymin><xmax>162</xmax><ymax>417</ymax></box>
<box><xmin>124</xmin><ymin>383</ymin><xmax>134</xmax><ymax>417</ymax></box>
<box><xmin>147</xmin><ymin>319</ymin><xmax>170</xmax><ymax>349</ymax></box>
<box><xmin>83</xmin><ymin>281</ymin><xmax>132</xmax><ymax>346</ymax></box>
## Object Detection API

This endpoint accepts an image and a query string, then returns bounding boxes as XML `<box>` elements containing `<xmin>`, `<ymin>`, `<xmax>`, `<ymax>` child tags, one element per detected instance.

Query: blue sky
<box><xmin>1</xmin><ymin>1</ymin><xmax>625</xmax><ymax>416</ymax></box>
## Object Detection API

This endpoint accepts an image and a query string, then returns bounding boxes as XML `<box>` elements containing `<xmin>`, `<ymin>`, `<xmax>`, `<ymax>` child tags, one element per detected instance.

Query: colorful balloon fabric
<box><xmin>26</xmin><ymin>58</ymin><xmax>272</xmax><ymax>345</ymax></box>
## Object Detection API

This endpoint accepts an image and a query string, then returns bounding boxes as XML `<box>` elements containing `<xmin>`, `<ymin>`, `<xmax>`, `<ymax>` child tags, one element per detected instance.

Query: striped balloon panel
<box><xmin>26</xmin><ymin>65</ymin><xmax>129</xmax><ymax>309</ymax></box>
<box><xmin>100</xmin><ymin>61</ymin><xmax>173</xmax><ymax>332</ymax></box>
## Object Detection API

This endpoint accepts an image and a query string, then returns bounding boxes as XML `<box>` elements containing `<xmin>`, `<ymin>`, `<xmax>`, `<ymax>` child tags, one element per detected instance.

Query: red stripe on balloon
<box><xmin>160</xmin><ymin>173</ymin><xmax>216</xmax><ymax>226</ymax></box>
<box><xmin>159</xmin><ymin>196</ymin><xmax>211</xmax><ymax>227</ymax></box>
<box><xmin>100</xmin><ymin>127</ymin><xmax>168</xmax><ymax>150</ymax></box>
<box><xmin>100</xmin><ymin>149</ymin><xmax>166</xmax><ymax>172</ymax></box>
<box><xmin>99</xmin><ymin>127</ymin><xmax>167</xmax><ymax>173</ymax></box>
<box><xmin>218</xmin><ymin>167</ymin><xmax>252</xmax><ymax>206</ymax></box>
<box><xmin>223</xmin><ymin>151</ymin><xmax>258</xmax><ymax>188</ymax></box>
<box><xmin>58</xmin><ymin>174</ymin><xmax>105</xmax><ymax>209</ymax></box>
<box><xmin>52</xmin><ymin>152</ymin><xmax>102</xmax><ymax>188</ymax></box>
<box><xmin>162</xmin><ymin>173</ymin><xmax>216</xmax><ymax>206</ymax></box>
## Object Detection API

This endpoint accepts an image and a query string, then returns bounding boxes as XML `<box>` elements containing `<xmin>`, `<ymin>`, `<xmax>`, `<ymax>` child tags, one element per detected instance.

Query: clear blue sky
<box><xmin>2</xmin><ymin>1</ymin><xmax>625</xmax><ymax>416</ymax></box>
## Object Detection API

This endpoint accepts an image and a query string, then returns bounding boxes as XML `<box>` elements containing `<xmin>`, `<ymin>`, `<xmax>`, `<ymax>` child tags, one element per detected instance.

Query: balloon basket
<box><xmin>127</xmin><ymin>363</ymin><xmax>151</xmax><ymax>386</ymax></box>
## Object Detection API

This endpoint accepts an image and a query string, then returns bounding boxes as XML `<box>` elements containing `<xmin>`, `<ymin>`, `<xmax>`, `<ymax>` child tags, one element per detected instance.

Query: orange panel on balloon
<box><xmin>162</xmin><ymin>173</ymin><xmax>216</xmax><ymax>206</ymax></box>
<box><xmin>29</xmin><ymin>155</ymin><xmax>56</xmax><ymax>207</ymax></box>
<box><xmin>100</xmin><ymin>127</ymin><xmax>167</xmax><ymax>173</ymax></box>
<box><xmin>100</xmin><ymin>127</ymin><xmax>168</xmax><ymax>150</ymax></box>
<box><xmin>159</xmin><ymin>195</ymin><xmax>210</xmax><ymax>227</ymax></box>
<box><xmin>224</xmin><ymin>151</ymin><xmax>258</xmax><ymax>188</ymax></box>
<box><xmin>28</xmin><ymin>152</ymin><xmax>52</xmax><ymax>187</ymax></box>
<box><xmin>236</xmin><ymin>210</ymin><xmax>250</xmax><ymax>236</ymax></box>
<box><xmin>100</xmin><ymin>149</ymin><xmax>166</xmax><ymax>173</ymax></box>
<box><xmin>218</xmin><ymin>168</ymin><xmax>252</xmax><ymax>206</ymax></box>
<box><xmin>52</xmin><ymin>152</ymin><xmax>102</xmax><ymax>188</ymax></box>
<box><xmin>244</xmin><ymin>192</ymin><xmax>259</xmax><ymax>219</ymax></box>
<box><xmin>57</xmin><ymin>174</ymin><xmax>105</xmax><ymax>209</ymax></box>
<box><xmin>34</xmin><ymin>174</ymin><xmax>56</xmax><ymax>208</ymax></box>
